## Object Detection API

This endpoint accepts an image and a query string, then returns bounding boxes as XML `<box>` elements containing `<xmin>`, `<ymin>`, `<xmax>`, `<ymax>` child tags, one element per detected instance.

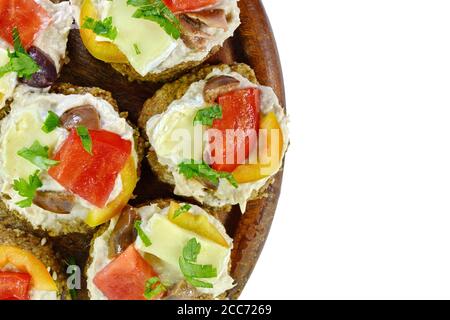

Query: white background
<box><xmin>241</xmin><ymin>0</ymin><xmax>450</xmax><ymax>299</ymax></box>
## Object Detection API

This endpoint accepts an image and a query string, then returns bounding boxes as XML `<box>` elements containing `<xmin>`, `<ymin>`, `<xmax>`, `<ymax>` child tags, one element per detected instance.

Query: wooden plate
<box><xmin>58</xmin><ymin>0</ymin><xmax>285</xmax><ymax>299</ymax></box>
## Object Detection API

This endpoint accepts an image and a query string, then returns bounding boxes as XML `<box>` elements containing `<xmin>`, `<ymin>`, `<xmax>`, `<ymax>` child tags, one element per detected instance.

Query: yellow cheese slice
<box><xmin>137</xmin><ymin>214</ymin><xmax>230</xmax><ymax>280</ymax></box>
<box><xmin>0</xmin><ymin>48</ymin><xmax>17</xmax><ymax>109</ymax></box>
<box><xmin>108</xmin><ymin>0</ymin><xmax>177</xmax><ymax>76</ymax></box>
<box><xmin>2</xmin><ymin>110</ymin><xmax>59</xmax><ymax>179</ymax></box>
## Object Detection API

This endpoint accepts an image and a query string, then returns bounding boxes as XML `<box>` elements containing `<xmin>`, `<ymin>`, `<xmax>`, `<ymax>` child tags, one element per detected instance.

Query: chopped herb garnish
<box><xmin>179</xmin><ymin>238</ymin><xmax>217</xmax><ymax>288</ymax></box>
<box><xmin>76</xmin><ymin>126</ymin><xmax>93</xmax><ymax>155</ymax></box>
<box><xmin>173</xmin><ymin>204</ymin><xmax>192</xmax><ymax>219</ymax></box>
<box><xmin>144</xmin><ymin>276</ymin><xmax>167</xmax><ymax>300</ymax></box>
<box><xmin>17</xmin><ymin>141</ymin><xmax>59</xmax><ymax>170</ymax></box>
<box><xmin>178</xmin><ymin>160</ymin><xmax>238</xmax><ymax>188</ymax></box>
<box><xmin>133</xmin><ymin>43</ymin><xmax>141</xmax><ymax>55</ymax></box>
<box><xmin>81</xmin><ymin>17</ymin><xmax>118</xmax><ymax>40</ymax></box>
<box><xmin>134</xmin><ymin>220</ymin><xmax>152</xmax><ymax>246</ymax></box>
<box><xmin>0</xmin><ymin>27</ymin><xmax>39</xmax><ymax>79</ymax></box>
<box><xmin>12</xmin><ymin>171</ymin><xmax>42</xmax><ymax>208</ymax></box>
<box><xmin>42</xmin><ymin>111</ymin><xmax>60</xmax><ymax>133</ymax></box>
<box><xmin>193</xmin><ymin>105</ymin><xmax>222</xmax><ymax>126</ymax></box>
<box><xmin>127</xmin><ymin>0</ymin><xmax>181</xmax><ymax>39</ymax></box>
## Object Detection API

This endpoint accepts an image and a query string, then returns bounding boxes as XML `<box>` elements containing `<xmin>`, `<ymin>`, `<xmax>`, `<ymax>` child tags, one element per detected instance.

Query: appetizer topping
<box><xmin>203</xmin><ymin>75</ymin><xmax>240</xmax><ymax>103</ymax></box>
<box><xmin>173</xmin><ymin>204</ymin><xmax>192</xmax><ymax>218</ymax></box>
<box><xmin>179</xmin><ymin>238</ymin><xmax>217</xmax><ymax>288</ymax></box>
<box><xmin>42</xmin><ymin>111</ymin><xmax>60</xmax><ymax>133</ymax></box>
<box><xmin>109</xmin><ymin>206</ymin><xmax>139</xmax><ymax>257</ymax></box>
<box><xmin>17</xmin><ymin>141</ymin><xmax>59</xmax><ymax>170</ymax></box>
<box><xmin>184</xmin><ymin>9</ymin><xmax>228</xmax><ymax>30</ymax></box>
<box><xmin>0</xmin><ymin>246</ymin><xmax>57</xmax><ymax>292</ymax></box>
<box><xmin>13</xmin><ymin>171</ymin><xmax>42</xmax><ymax>208</ymax></box>
<box><xmin>144</xmin><ymin>276</ymin><xmax>167</xmax><ymax>300</ymax></box>
<box><xmin>135</xmin><ymin>220</ymin><xmax>152</xmax><ymax>247</ymax></box>
<box><xmin>48</xmin><ymin>129</ymin><xmax>132</xmax><ymax>208</ymax></box>
<box><xmin>93</xmin><ymin>245</ymin><xmax>160</xmax><ymax>300</ymax></box>
<box><xmin>0</xmin><ymin>0</ymin><xmax>49</xmax><ymax>49</ymax></box>
<box><xmin>0</xmin><ymin>272</ymin><xmax>31</xmax><ymax>300</ymax></box>
<box><xmin>168</xmin><ymin>202</ymin><xmax>228</xmax><ymax>247</ymax></box>
<box><xmin>178</xmin><ymin>160</ymin><xmax>238</xmax><ymax>188</ymax></box>
<box><xmin>193</xmin><ymin>105</ymin><xmax>222</xmax><ymax>126</ymax></box>
<box><xmin>60</xmin><ymin>105</ymin><xmax>101</xmax><ymax>130</ymax></box>
<box><xmin>79</xmin><ymin>0</ymin><xmax>128</xmax><ymax>63</ymax></box>
<box><xmin>0</xmin><ymin>28</ymin><xmax>40</xmax><ymax>80</ymax></box>
<box><xmin>85</xmin><ymin>157</ymin><xmax>138</xmax><ymax>227</ymax></box>
<box><xmin>128</xmin><ymin>0</ymin><xmax>181</xmax><ymax>40</ymax></box>
<box><xmin>165</xmin><ymin>280</ymin><xmax>204</xmax><ymax>299</ymax></box>
<box><xmin>163</xmin><ymin>0</ymin><xmax>219</xmax><ymax>13</ymax></box>
<box><xmin>76</xmin><ymin>126</ymin><xmax>93</xmax><ymax>154</ymax></box>
<box><xmin>32</xmin><ymin>191</ymin><xmax>75</xmax><ymax>214</ymax></box>
<box><xmin>81</xmin><ymin>17</ymin><xmax>118</xmax><ymax>41</ymax></box>
<box><xmin>178</xmin><ymin>14</ymin><xmax>212</xmax><ymax>50</ymax></box>
<box><xmin>21</xmin><ymin>46</ymin><xmax>57</xmax><ymax>88</ymax></box>
<box><xmin>208</xmin><ymin>88</ymin><xmax>261</xmax><ymax>172</ymax></box>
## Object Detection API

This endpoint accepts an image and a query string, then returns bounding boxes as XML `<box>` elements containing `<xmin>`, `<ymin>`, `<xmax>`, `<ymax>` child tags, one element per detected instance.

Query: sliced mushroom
<box><xmin>108</xmin><ymin>206</ymin><xmax>139</xmax><ymax>258</ymax></box>
<box><xmin>203</xmin><ymin>75</ymin><xmax>240</xmax><ymax>103</ymax></box>
<box><xmin>185</xmin><ymin>9</ymin><xmax>228</xmax><ymax>30</ymax></box>
<box><xmin>60</xmin><ymin>105</ymin><xmax>100</xmax><ymax>130</ymax></box>
<box><xmin>178</xmin><ymin>14</ymin><xmax>212</xmax><ymax>50</ymax></box>
<box><xmin>165</xmin><ymin>281</ymin><xmax>205</xmax><ymax>300</ymax></box>
<box><xmin>32</xmin><ymin>191</ymin><xmax>75</xmax><ymax>214</ymax></box>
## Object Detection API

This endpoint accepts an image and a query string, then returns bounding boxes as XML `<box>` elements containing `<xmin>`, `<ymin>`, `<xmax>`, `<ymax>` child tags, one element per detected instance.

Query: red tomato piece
<box><xmin>0</xmin><ymin>0</ymin><xmax>49</xmax><ymax>49</ymax></box>
<box><xmin>48</xmin><ymin>129</ymin><xmax>132</xmax><ymax>208</ymax></box>
<box><xmin>163</xmin><ymin>0</ymin><xmax>218</xmax><ymax>13</ymax></box>
<box><xmin>209</xmin><ymin>88</ymin><xmax>261</xmax><ymax>173</ymax></box>
<box><xmin>0</xmin><ymin>272</ymin><xmax>31</xmax><ymax>300</ymax></box>
<box><xmin>93</xmin><ymin>245</ymin><xmax>160</xmax><ymax>300</ymax></box>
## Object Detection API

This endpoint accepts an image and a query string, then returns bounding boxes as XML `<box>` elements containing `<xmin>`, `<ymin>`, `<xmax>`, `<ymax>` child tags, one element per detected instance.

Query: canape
<box><xmin>86</xmin><ymin>200</ymin><xmax>234</xmax><ymax>299</ymax></box>
<box><xmin>72</xmin><ymin>0</ymin><xmax>241</xmax><ymax>82</ymax></box>
<box><xmin>0</xmin><ymin>224</ymin><xmax>66</xmax><ymax>300</ymax></box>
<box><xmin>0</xmin><ymin>84</ymin><xmax>140</xmax><ymax>236</ymax></box>
<box><xmin>0</xmin><ymin>0</ymin><xmax>73</xmax><ymax>109</ymax></box>
<box><xmin>139</xmin><ymin>64</ymin><xmax>289</xmax><ymax>212</ymax></box>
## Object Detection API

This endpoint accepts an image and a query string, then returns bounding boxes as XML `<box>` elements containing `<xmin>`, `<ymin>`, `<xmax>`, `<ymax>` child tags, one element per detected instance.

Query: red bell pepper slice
<box><xmin>48</xmin><ymin>129</ymin><xmax>132</xmax><ymax>208</ymax></box>
<box><xmin>163</xmin><ymin>0</ymin><xmax>218</xmax><ymax>13</ymax></box>
<box><xmin>208</xmin><ymin>88</ymin><xmax>261</xmax><ymax>173</ymax></box>
<box><xmin>93</xmin><ymin>245</ymin><xmax>160</xmax><ymax>300</ymax></box>
<box><xmin>0</xmin><ymin>0</ymin><xmax>49</xmax><ymax>49</ymax></box>
<box><xmin>0</xmin><ymin>271</ymin><xmax>31</xmax><ymax>300</ymax></box>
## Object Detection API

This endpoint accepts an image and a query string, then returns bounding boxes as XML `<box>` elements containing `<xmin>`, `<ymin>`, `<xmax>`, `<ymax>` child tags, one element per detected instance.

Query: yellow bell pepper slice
<box><xmin>85</xmin><ymin>156</ymin><xmax>138</xmax><ymax>227</ymax></box>
<box><xmin>232</xmin><ymin>112</ymin><xmax>284</xmax><ymax>183</ymax></box>
<box><xmin>79</xmin><ymin>0</ymin><xmax>128</xmax><ymax>63</ymax></box>
<box><xmin>168</xmin><ymin>202</ymin><xmax>229</xmax><ymax>248</ymax></box>
<box><xmin>0</xmin><ymin>246</ymin><xmax>57</xmax><ymax>291</ymax></box>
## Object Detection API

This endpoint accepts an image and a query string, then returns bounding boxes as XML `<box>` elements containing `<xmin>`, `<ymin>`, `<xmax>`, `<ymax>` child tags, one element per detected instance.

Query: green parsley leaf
<box><xmin>178</xmin><ymin>160</ymin><xmax>238</xmax><ymax>188</ymax></box>
<box><xmin>182</xmin><ymin>237</ymin><xmax>201</xmax><ymax>262</ymax></box>
<box><xmin>13</xmin><ymin>171</ymin><xmax>42</xmax><ymax>208</ymax></box>
<box><xmin>42</xmin><ymin>111</ymin><xmax>60</xmax><ymax>133</ymax></box>
<box><xmin>193</xmin><ymin>105</ymin><xmax>222</xmax><ymax>126</ymax></box>
<box><xmin>17</xmin><ymin>141</ymin><xmax>59</xmax><ymax>170</ymax></box>
<box><xmin>173</xmin><ymin>204</ymin><xmax>192</xmax><ymax>219</ymax></box>
<box><xmin>133</xmin><ymin>43</ymin><xmax>141</xmax><ymax>55</ymax></box>
<box><xmin>144</xmin><ymin>277</ymin><xmax>167</xmax><ymax>300</ymax></box>
<box><xmin>76</xmin><ymin>126</ymin><xmax>93</xmax><ymax>155</ymax></box>
<box><xmin>135</xmin><ymin>220</ymin><xmax>152</xmax><ymax>246</ymax></box>
<box><xmin>81</xmin><ymin>17</ymin><xmax>118</xmax><ymax>40</ymax></box>
<box><xmin>0</xmin><ymin>27</ymin><xmax>39</xmax><ymax>79</ymax></box>
<box><xmin>178</xmin><ymin>238</ymin><xmax>217</xmax><ymax>288</ymax></box>
<box><xmin>128</xmin><ymin>0</ymin><xmax>181</xmax><ymax>39</ymax></box>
